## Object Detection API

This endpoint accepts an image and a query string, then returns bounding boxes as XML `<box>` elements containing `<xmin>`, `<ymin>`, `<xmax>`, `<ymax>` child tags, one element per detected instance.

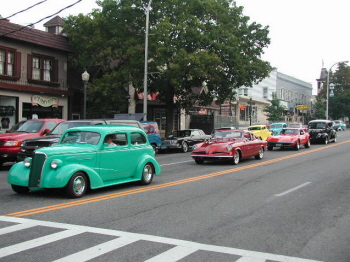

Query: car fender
<box><xmin>41</xmin><ymin>164</ymin><xmax>103</xmax><ymax>189</ymax></box>
<box><xmin>134</xmin><ymin>154</ymin><xmax>162</xmax><ymax>179</ymax></box>
<box><xmin>8</xmin><ymin>162</ymin><xmax>30</xmax><ymax>187</ymax></box>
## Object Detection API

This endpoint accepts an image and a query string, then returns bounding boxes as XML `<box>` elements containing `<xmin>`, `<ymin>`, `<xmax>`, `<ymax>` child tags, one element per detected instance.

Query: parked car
<box><xmin>17</xmin><ymin>119</ymin><xmax>143</xmax><ymax>161</ymax></box>
<box><xmin>8</xmin><ymin>125</ymin><xmax>161</xmax><ymax>198</ymax></box>
<box><xmin>308</xmin><ymin>119</ymin><xmax>337</xmax><ymax>144</ymax></box>
<box><xmin>191</xmin><ymin>129</ymin><xmax>267</xmax><ymax>165</ymax></box>
<box><xmin>333</xmin><ymin>120</ymin><xmax>346</xmax><ymax>131</ymax></box>
<box><xmin>161</xmin><ymin>129</ymin><xmax>211</xmax><ymax>153</ymax></box>
<box><xmin>269</xmin><ymin>122</ymin><xmax>288</xmax><ymax>135</ymax></box>
<box><xmin>140</xmin><ymin>121</ymin><xmax>162</xmax><ymax>153</ymax></box>
<box><xmin>247</xmin><ymin>125</ymin><xmax>272</xmax><ymax>140</ymax></box>
<box><xmin>0</xmin><ymin>118</ymin><xmax>65</xmax><ymax>166</ymax></box>
<box><xmin>267</xmin><ymin>128</ymin><xmax>310</xmax><ymax>151</ymax></box>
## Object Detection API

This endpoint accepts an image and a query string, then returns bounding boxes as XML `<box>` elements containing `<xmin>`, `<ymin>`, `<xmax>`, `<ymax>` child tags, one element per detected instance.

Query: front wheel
<box><xmin>294</xmin><ymin>141</ymin><xmax>300</xmax><ymax>151</ymax></box>
<box><xmin>65</xmin><ymin>172</ymin><xmax>88</xmax><ymax>198</ymax></box>
<box><xmin>140</xmin><ymin>163</ymin><xmax>154</xmax><ymax>185</ymax></box>
<box><xmin>231</xmin><ymin>151</ymin><xmax>240</xmax><ymax>165</ymax></box>
<box><xmin>11</xmin><ymin>185</ymin><xmax>29</xmax><ymax>194</ymax></box>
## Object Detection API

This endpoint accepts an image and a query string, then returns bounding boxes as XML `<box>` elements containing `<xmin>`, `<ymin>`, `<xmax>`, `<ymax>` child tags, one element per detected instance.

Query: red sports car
<box><xmin>191</xmin><ymin>129</ymin><xmax>267</xmax><ymax>165</ymax></box>
<box><xmin>267</xmin><ymin>128</ymin><xmax>310</xmax><ymax>151</ymax></box>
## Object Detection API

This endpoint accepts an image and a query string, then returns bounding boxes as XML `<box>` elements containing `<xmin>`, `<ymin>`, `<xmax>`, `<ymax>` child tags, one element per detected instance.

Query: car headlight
<box><xmin>226</xmin><ymin>144</ymin><xmax>233</xmax><ymax>151</ymax></box>
<box><xmin>193</xmin><ymin>144</ymin><xmax>198</xmax><ymax>150</ymax></box>
<box><xmin>24</xmin><ymin>158</ymin><xmax>31</xmax><ymax>167</ymax></box>
<box><xmin>50</xmin><ymin>160</ymin><xmax>62</xmax><ymax>169</ymax></box>
<box><xmin>4</xmin><ymin>141</ymin><xmax>19</xmax><ymax>146</ymax></box>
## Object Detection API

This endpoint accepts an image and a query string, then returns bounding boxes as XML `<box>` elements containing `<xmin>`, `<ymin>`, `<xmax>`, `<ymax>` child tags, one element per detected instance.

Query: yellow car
<box><xmin>247</xmin><ymin>125</ymin><xmax>272</xmax><ymax>140</ymax></box>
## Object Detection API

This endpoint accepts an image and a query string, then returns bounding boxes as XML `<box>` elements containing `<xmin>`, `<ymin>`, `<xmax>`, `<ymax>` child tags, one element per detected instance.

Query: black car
<box><xmin>160</xmin><ymin>129</ymin><xmax>211</xmax><ymax>153</ymax></box>
<box><xmin>308</xmin><ymin>120</ymin><xmax>337</xmax><ymax>144</ymax></box>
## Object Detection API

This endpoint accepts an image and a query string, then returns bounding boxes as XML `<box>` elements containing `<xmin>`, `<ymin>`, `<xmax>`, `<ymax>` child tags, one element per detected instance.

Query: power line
<box><xmin>1</xmin><ymin>0</ymin><xmax>48</xmax><ymax>20</ymax></box>
<box><xmin>1</xmin><ymin>0</ymin><xmax>82</xmax><ymax>37</ymax></box>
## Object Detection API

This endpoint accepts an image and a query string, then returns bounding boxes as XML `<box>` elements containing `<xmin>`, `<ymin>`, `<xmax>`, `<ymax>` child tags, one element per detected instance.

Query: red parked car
<box><xmin>191</xmin><ymin>129</ymin><xmax>267</xmax><ymax>165</ymax></box>
<box><xmin>267</xmin><ymin>128</ymin><xmax>310</xmax><ymax>151</ymax></box>
<box><xmin>0</xmin><ymin>118</ymin><xmax>65</xmax><ymax>166</ymax></box>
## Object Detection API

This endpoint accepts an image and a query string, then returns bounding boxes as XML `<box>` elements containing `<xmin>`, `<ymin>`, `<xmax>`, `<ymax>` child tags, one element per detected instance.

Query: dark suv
<box><xmin>308</xmin><ymin>119</ymin><xmax>337</xmax><ymax>144</ymax></box>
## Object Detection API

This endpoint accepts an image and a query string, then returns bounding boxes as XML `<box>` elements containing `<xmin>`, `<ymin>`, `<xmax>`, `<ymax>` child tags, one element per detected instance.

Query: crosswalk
<box><xmin>0</xmin><ymin>216</ymin><xmax>322</xmax><ymax>262</ymax></box>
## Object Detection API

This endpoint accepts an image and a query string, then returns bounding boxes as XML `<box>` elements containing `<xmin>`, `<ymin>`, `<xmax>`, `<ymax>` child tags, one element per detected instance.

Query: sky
<box><xmin>3</xmin><ymin>0</ymin><xmax>350</xmax><ymax>94</ymax></box>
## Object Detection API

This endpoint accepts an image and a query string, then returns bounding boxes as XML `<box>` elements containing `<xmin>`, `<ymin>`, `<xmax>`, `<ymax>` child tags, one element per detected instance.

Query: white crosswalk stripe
<box><xmin>0</xmin><ymin>216</ymin><xmax>323</xmax><ymax>262</ymax></box>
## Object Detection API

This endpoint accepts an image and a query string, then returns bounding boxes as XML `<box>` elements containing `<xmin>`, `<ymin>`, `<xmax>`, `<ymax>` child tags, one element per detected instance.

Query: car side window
<box><xmin>192</xmin><ymin>130</ymin><xmax>200</xmax><ymax>136</ymax></box>
<box><xmin>115</xmin><ymin>133</ymin><xmax>127</xmax><ymax>146</ymax></box>
<box><xmin>131</xmin><ymin>132</ymin><xmax>147</xmax><ymax>145</ymax></box>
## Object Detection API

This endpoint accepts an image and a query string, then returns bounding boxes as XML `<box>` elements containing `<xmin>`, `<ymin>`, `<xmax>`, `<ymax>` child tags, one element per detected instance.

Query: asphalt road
<box><xmin>1</xmin><ymin>130</ymin><xmax>350</xmax><ymax>262</ymax></box>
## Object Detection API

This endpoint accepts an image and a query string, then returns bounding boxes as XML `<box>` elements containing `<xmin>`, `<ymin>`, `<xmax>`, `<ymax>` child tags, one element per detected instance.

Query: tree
<box><xmin>63</xmin><ymin>0</ymin><xmax>272</xmax><ymax>135</ymax></box>
<box><xmin>263</xmin><ymin>93</ymin><xmax>286</xmax><ymax>122</ymax></box>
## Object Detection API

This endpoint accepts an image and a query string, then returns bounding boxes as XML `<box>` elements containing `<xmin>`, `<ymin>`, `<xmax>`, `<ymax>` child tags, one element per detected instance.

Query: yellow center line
<box><xmin>5</xmin><ymin>140</ymin><xmax>350</xmax><ymax>217</ymax></box>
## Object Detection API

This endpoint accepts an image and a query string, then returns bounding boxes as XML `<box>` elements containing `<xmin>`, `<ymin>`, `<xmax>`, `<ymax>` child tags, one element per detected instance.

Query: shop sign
<box><xmin>31</xmin><ymin>95</ymin><xmax>59</xmax><ymax>107</ymax></box>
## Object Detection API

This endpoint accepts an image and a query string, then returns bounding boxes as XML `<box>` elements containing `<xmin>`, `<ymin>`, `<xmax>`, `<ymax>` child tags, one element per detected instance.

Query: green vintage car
<box><xmin>8</xmin><ymin>125</ymin><xmax>161</xmax><ymax>198</ymax></box>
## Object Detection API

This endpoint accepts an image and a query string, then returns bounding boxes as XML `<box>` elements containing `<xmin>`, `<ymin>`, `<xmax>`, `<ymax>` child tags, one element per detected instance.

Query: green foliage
<box><xmin>63</xmin><ymin>0</ymin><xmax>272</xmax><ymax>133</ymax></box>
<box><xmin>317</xmin><ymin>63</ymin><xmax>350</xmax><ymax>120</ymax></box>
<box><xmin>263</xmin><ymin>93</ymin><xmax>285</xmax><ymax>122</ymax></box>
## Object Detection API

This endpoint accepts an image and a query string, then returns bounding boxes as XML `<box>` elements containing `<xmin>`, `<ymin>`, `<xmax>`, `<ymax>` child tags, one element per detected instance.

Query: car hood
<box><xmin>0</xmin><ymin>132</ymin><xmax>42</xmax><ymax>140</ymax></box>
<box><xmin>24</xmin><ymin>135</ymin><xmax>61</xmax><ymax>143</ymax></box>
<box><xmin>268</xmin><ymin>135</ymin><xmax>297</xmax><ymax>142</ymax></box>
<box><xmin>35</xmin><ymin>144</ymin><xmax>97</xmax><ymax>157</ymax></box>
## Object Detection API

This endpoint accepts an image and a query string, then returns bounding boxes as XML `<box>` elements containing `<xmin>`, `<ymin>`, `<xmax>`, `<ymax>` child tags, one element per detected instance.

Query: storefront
<box><xmin>0</xmin><ymin>91</ymin><xmax>67</xmax><ymax>132</ymax></box>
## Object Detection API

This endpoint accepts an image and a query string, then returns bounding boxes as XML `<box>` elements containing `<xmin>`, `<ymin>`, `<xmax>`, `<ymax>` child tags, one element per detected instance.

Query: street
<box><xmin>1</xmin><ymin>131</ymin><xmax>350</xmax><ymax>262</ymax></box>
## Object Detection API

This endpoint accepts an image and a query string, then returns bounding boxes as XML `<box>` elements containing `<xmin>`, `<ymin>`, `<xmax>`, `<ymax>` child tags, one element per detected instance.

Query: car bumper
<box><xmin>268</xmin><ymin>142</ymin><xmax>294</xmax><ymax>147</ymax></box>
<box><xmin>191</xmin><ymin>154</ymin><xmax>233</xmax><ymax>161</ymax></box>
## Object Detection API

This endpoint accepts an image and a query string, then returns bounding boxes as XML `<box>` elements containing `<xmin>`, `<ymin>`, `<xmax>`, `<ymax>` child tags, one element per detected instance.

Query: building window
<box><xmin>263</xmin><ymin>87</ymin><xmax>268</xmax><ymax>98</ymax></box>
<box><xmin>243</xmin><ymin>88</ymin><xmax>248</xmax><ymax>96</ymax></box>
<box><xmin>27</xmin><ymin>54</ymin><xmax>58</xmax><ymax>86</ymax></box>
<box><xmin>0</xmin><ymin>46</ymin><xmax>21</xmax><ymax>80</ymax></box>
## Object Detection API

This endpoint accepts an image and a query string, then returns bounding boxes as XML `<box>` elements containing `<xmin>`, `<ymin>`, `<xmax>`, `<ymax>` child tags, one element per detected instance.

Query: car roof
<box><xmin>64</xmin><ymin>125</ymin><xmax>143</xmax><ymax>135</ymax></box>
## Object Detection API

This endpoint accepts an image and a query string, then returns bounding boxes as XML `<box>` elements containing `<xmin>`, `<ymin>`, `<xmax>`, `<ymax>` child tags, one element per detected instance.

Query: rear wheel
<box><xmin>11</xmin><ymin>185</ymin><xmax>29</xmax><ymax>194</ymax></box>
<box><xmin>255</xmin><ymin>147</ymin><xmax>264</xmax><ymax>159</ymax></box>
<box><xmin>181</xmin><ymin>142</ymin><xmax>188</xmax><ymax>153</ymax></box>
<box><xmin>305</xmin><ymin>139</ymin><xmax>310</xmax><ymax>148</ymax></box>
<box><xmin>140</xmin><ymin>163</ymin><xmax>154</xmax><ymax>185</ymax></box>
<box><xmin>231</xmin><ymin>151</ymin><xmax>240</xmax><ymax>165</ymax></box>
<box><xmin>65</xmin><ymin>172</ymin><xmax>87</xmax><ymax>198</ymax></box>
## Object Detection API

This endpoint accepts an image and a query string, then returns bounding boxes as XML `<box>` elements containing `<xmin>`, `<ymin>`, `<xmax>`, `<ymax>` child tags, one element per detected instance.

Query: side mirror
<box><xmin>42</xmin><ymin>128</ymin><xmax>51</xmax><ymax>134</ymax></box>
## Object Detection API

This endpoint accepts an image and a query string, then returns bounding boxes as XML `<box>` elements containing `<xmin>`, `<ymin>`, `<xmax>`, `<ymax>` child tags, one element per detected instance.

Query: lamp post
<box><xmin>248</xmin><ymin>93</ymin><xmax>253</xmax><ymax>126</ymax></box>
<box><xmin>326</xmin><ymin>60</ymin><xmax>348</xmax><ymax>119</ymax></box>
<box><xmin>82</xmin><ymin>70</ymin><xmax>90</xmax><ymax>119</ymax></box>
<box><xmin>143</xmin><ymin>0</ymin><xmax>152</xmax><ymax>121</ymax></box>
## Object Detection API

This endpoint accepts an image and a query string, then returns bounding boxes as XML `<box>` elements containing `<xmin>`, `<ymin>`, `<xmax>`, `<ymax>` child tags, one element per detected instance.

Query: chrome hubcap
<box><xmin>73</xmin><ymin>176</ymin><xmax>85</xmax><ymax>195</ymax></box>
<box><xmin>143</xmin><ymin>165</ymin><xmax>152</xmax><ymax>182</ymax></box>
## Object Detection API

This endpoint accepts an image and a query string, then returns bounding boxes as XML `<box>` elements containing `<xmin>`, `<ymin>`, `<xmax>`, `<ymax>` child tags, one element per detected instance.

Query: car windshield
<box><xmin>61</xmin><ymin>131</ymin><xmax>101</xmax><ymax>145</ymax></box>
<box><xmin>248</xmin><ymin>127</ymin><xmax>261</xmax><ymax>131</ymax></box>
<box><xmin>172</xmin><ymin>130</ymin><xmax>191</xmax><ymax>137</ymax></box>
<box><xmin>281</xmin><ymin>129</ymin><xmax>299</xmax><ymax>135</ymax></box>
<box><xmin>270</xmin><ymin>124</ymin><xmax>282</xmax><ymax>128</ymax></box>
<box><xmin>16</xmin><ymin>121</ymin><xmax>44</xmax><ymax>133</ymax></box>
<box><xmin>213</xmin><ymin>130</ymin><xmax>243</xmax><ymax>139</ymax></box>
<box><xmin>7</xmin><ymin>121</ymin><xmax>26</xmax><ymax>132</ymax></box>
<box><xmin>50</xmin><ymin>121</ymin><xmax>93</xmax><ymax>135</ymax></box>
<box><xmin>309</xmin><ymin>122</ymin><xmax>326</xmax><ymax>129</ymax></box>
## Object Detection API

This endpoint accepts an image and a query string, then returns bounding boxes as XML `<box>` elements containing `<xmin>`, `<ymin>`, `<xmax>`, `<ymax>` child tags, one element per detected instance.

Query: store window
<box><xmin>27</xmin><ymin>54</ymin><xmax>58</xmax><ymax>86</ymax></box>
<box><xmin>0</xmin><ymin>46</ymin><xmax>21</xmax><ymax>80</ymax></box>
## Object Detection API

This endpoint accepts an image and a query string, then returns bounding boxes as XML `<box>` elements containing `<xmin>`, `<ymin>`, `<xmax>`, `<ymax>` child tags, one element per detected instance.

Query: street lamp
<box><xmin>143</xmin><ymin>0</ymin><xmax>152</xmax><ymax>121</ymax></box>
<box><xmin>82</xmin><ymin>70</ymin><xmax>90</xmax><ymax>119</ymax></box>
<box><xmin>326</xmin><ymin>60</ymin><xmax>348</xmax><ymax>119</ymax></box>
<box><xmin>248</xmin><ymin>93</ymin><xmax>253</xmax><ymax>126</ymax></box>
